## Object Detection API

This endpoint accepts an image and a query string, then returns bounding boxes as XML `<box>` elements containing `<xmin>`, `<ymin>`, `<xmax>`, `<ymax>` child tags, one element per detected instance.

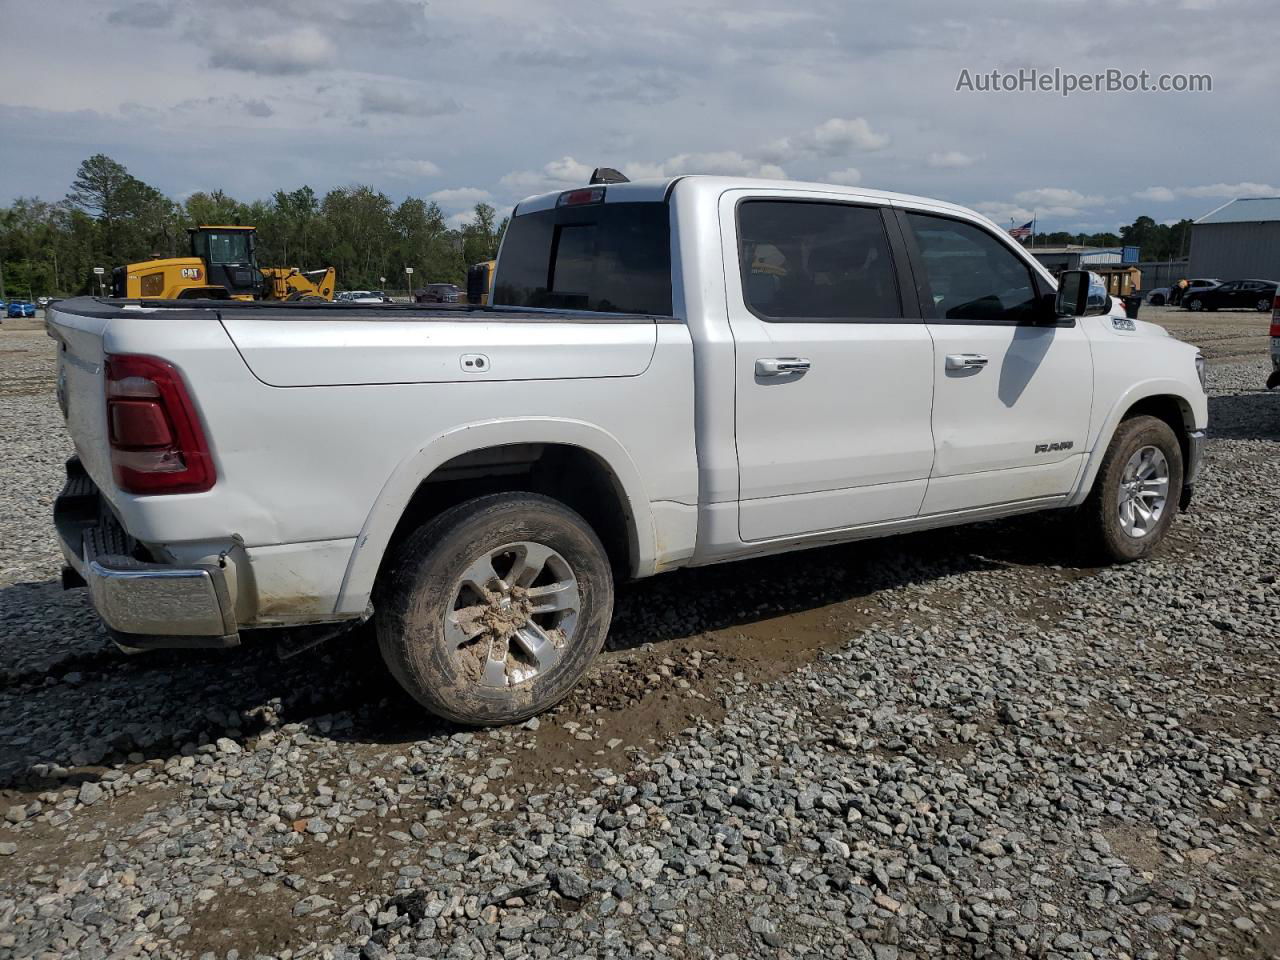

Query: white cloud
<box><xmin>1178</xmin><ymin>181</ymin><xmax>1279</xmax><ymax>198</ymax></box>
<box><xmin>359</xmin><ymin>88</ymin><xmax>461</xmax><ymax>117</ymax></box>
<box><xmin>499</xmin><ymin>156</ymin><xmax>593</xmax><ymax>193</ymax></box>
<box><xmin>1012</xmin><ymin>187</ymin><xmax>1105</xmax><ymax>209</ymax></box>
<box><xmin>447</xmin><ymin>211</ymin><xmax>474</xmax><ymax>229</ymax></box>
<box><xmin>977</xmin><ymin>187</ymin><xmax>1111</xmax><ymax>224</ymax></box>
<box><xmin>242</xmin><ymin>98</ymin><xmax>273</xmax><ymax>118</ymax></box>
<box><xmin>361</xmin><ymin>158</ymin><xmax>442</xmax><ymax>179</ymax></box>
<box><xmin>623</xmin><ymin>151</ymin><xmax>786</xmax><ymax>180</ymax></box>
<box><xmin>825</xmin><ymin>167</ymin><xmax>863</xmax><ymax>185</ymax></box>
<box><xmin>927</xmin><ymin>150</ymin><xmax>977</xmax><ymax>169</ymax></box>
<box><xmin>1132</xmin><ymin>182</ymin><xmax>1279</xmax><ymax>206</ymax></box>
<box><xmin>106</xmin><ymin>1</ymin><xmax>175</xmax><ymax>28</ymax></box>
<box><xmin>972</xmin><ymin>201</ymin><xmax>1036</xmax><ymax>226</ymax></box>
<box><xmin>429</xmin><ymin>186</ymin><xmax>492</xmax><ymax>209</ymax></box>
<box><xmin>808</xmin><ymin>117</ymin><xmax>890</xmax><ymax>153</ymax></box>
<box><xmin>761</xmin><ymin>117</ymin><xmax>890</xmax><ymax>165</ymax></box>
<box><xmin>208</xmin><ymin>26</ymin><xmax>335</xmax><ymax>75</ymax></box>
<box><xmin>544</xmin><ymin>156</ymin><xmax>595</xmax><ymax>183</ymax></box>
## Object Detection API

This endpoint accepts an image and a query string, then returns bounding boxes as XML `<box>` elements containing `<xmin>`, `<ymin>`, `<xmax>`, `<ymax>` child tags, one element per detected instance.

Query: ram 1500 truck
<box><xmin>49</xmin><ymin>176</ymin><xmax>1208</xmax><ymax>725</ymax></box>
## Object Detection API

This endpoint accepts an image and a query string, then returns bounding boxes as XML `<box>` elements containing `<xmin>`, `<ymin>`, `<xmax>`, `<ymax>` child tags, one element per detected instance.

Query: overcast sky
<box><xmin>1</xmin><ymin>0</ymin><xmax>1277</xmax><ymax>232</ymax></box>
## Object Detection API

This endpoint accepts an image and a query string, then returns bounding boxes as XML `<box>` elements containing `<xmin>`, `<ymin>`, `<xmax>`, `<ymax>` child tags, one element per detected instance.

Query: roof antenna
<box><xmin>589</xmin><ymin>167</ymin><xmax>629</xmax><ymax>185</ymax></box>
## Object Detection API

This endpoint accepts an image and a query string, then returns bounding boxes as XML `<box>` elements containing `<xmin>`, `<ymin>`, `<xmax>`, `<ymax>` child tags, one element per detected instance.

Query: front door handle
<box><xmin>945</xmin><ymin>353</ymin><xmax>989</xmax><ymax>371</ymax></box>
<box><xmin>755</xmin><ymin>357</ymin><xmax>812</xmax><ymax>377</ymax></box>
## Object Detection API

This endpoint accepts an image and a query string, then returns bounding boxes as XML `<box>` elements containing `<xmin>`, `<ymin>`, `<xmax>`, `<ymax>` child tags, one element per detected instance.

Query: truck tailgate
<box><xmin>48</xmin><ymin>306</ymin><xmax>113</xmax><ymax>493</ymax></box>
<box><xmin>219</xmin><ymin>317</ymin><xmax>658</xmax><ymax>387</ymax></box>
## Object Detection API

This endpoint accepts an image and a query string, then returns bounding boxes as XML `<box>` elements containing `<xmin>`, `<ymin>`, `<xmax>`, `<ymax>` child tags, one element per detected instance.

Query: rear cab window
<box><xmin>737</xmin><ymin>200</ymin><xmax>902</xmax><ymax>321</ymax></box>
<box><xmin>493</xmin><ymin>194</ymin><xmax>672</xmax><ymax>316</ymax></box>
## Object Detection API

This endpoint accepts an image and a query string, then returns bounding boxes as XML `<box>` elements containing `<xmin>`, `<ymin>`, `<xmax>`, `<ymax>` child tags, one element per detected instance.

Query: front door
<box><xmin>899</xmin><ymin>210</ymin><xmax>1093</xmax><ymax>515</ymax></box>
<box><xmin>723</xmin><ymin>193</ymin><xmax>936</xmax><ymax>542</ymax></box>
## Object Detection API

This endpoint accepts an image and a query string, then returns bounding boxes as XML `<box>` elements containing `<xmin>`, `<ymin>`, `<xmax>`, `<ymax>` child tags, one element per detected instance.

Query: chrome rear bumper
<box><xmin>55</xmin><ymin>458</ymin><xmax>239</xmax><ymax>648</ymax></box>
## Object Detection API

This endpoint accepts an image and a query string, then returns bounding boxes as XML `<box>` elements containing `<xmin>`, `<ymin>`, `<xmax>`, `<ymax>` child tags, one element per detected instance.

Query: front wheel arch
<box><xmin>1071</xmin><ymin>388</ymin><xmax>1201</xmax><ymax>510</ymax></box>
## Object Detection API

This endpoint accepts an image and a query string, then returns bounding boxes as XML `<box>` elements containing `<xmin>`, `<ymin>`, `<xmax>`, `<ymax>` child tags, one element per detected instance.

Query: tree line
<box><xmin>0</xmin><ymin>154</ymin><xmax>507</xmax><ymax>299</ymax></box>
<box><xmin>1</xmin><ymin>153</ymin><xmax>1200</xmax><ymax>300</ymax></box>
<box><xmin>1022</xmin><ymin>216</ymin><xmax>1194</xmax><ymax>262</ymax></box>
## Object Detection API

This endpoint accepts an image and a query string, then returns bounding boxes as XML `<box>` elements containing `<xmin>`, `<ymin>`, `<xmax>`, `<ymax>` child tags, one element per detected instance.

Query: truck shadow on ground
<box><xmin>0</xmin><ymin>510</ymin><xmax>1088</xmax><ymax>792</ymax></box>
<box><xmin>1207</xmin><ymin>391</ymin><xmax>1280</xmax><ymax>442</ymax></box>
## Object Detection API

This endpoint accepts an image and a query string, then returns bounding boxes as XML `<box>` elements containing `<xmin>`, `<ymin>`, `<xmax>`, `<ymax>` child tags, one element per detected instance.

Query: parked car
<box><xmin>337</xmin><ymin>290</ymin><xmax>387</xmax><ymax>304</ymax></box>
<box><xmin>6</xmin><ymin>300</ymin><xmax>35</xmax><ymax>318</ymax></box>
<box><xmin>1172</xmin><ymin>278</ymin><xmax>1220</xmax><ymax>306</ymax></box>
<box><xmin>37</xmin><ymin>296</ymin><xmax>52</xmax><ymax>307</ymax></box>
<box><xmin>48</xmin><ymin>175</ymin><xmax>1207</xmax><ymax>726</ymax></box>
<box><xmin>415</xmin><ymin>283</ymin><xmax>461</xmax><ymax>304</ymax></box>
<box><xmin>1183</xmin><ymin>278</ymin><xmax>1278</xmax><ymax>313</ymax></box>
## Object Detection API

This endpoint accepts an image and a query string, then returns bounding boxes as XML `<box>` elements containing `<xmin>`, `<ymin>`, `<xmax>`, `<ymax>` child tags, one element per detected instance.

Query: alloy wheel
<box><xmin>1117</xmin><ymin>445</ymin><xmax>1169</xmax><ymax>539</ymax></box>
<box><xmin>445</xmin><ymin>541</ymin><xmax>580</xmax><ymax>689</ymax></box>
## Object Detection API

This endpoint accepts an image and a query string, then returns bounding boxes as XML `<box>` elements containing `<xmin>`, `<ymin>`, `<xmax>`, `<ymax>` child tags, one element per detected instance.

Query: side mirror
<box><xmin>1055</xmin><ymin>270</ymin><xmax>1110</xmax><ymax>318</ymax></box>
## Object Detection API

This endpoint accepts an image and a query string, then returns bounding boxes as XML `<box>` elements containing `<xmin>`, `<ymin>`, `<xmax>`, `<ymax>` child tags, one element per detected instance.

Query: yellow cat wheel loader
<box><xmin>112</xmin><ymin>226</ymin><xmax>336</xmax><ymax>301</ymax></box>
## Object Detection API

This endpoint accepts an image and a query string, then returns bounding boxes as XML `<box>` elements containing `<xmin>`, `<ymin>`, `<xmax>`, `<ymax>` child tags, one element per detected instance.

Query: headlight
<box><xmin>1195</xmin><ymin>353</ymin><xmax>1207</xmax><ymax>393</ymax></box>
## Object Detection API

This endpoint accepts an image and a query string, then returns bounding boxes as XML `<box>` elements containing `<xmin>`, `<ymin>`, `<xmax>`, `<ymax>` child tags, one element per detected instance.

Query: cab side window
<box><xmin>738</xmin><ymin>201</ymin><xmax>902</xmax><ymax>321</ymax></box>
<box><xmin>906</xmin><ymin>213</ymin><xmax>1040</xmax><ymax>324</ymax></box>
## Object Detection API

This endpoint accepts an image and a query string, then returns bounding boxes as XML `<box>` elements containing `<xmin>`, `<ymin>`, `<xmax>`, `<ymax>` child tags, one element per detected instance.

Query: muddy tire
<box><xmin>375</xmin><ymin>493</ymin><xmax>613</xmax><ymax>725</ymax></box>
<box><xmin>1077</xmin><ymin>415</ymin><xmax>1184</xmax><ymax>563</ymax></box>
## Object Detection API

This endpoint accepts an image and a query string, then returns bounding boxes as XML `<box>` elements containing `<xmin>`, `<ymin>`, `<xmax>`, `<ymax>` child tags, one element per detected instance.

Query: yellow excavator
<box><xmin>112</xmin><ymin>225</ymin><xmax>336</xmax><ymax>301</ymax></box>
<box><xmin>466</xmin><ymin>259</ymin><xmax>495</xmax><ymax>305</ymax></box>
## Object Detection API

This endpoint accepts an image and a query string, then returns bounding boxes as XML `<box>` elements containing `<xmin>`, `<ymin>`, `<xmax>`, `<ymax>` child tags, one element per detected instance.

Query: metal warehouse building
<box><xmin>1189</xmin><ymin>197</ymin><xmax>1280</xmax><ymax>280</ymax></box>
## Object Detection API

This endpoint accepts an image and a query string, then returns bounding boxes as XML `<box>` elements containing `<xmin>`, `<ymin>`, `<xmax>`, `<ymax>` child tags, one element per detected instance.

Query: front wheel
<box><xmin>1150</xmin><ymin>294</ymin><xmax>1165</xmax><ymax>306</ymax></box>
<box><xmin>1187</xmin><ymin>298</ymin><xmax>1203</xmax><ymax>311</ymax></box>
<box><xmin>1077</xmin><ymin>415</ymin><xmax>1184</xmax><ymax>563</ymax></box>
<box><xmin>375</xmin><ymin>493</ymin><xmax>614</xmax><ymax>725</ymax></box>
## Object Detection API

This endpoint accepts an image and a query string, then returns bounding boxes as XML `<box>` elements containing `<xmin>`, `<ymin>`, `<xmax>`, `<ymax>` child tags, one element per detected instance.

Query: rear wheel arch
<box><xmin>336</xmin><ymin>423</ymin><xmax>655</xmax><ymax>616</ymax></box>
<box><xmin>380</xmin><ymin>442</ymin><xmax>638</xmax><ymax>582</ymax></box>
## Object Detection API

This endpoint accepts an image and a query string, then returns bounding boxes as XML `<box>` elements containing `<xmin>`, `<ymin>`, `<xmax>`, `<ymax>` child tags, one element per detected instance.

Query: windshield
<box><xmin>205</xmin><ymin>231</ymin><xmax>251</xmax><ymax>264</ymax></box>
<box><xmin>494</xmin><ymin>200</ymin><xmax>672</xmax><ymax>315</ymax></box>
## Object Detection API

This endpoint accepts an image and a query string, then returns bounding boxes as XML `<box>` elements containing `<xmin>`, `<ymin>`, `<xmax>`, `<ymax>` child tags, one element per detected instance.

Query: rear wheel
<box><xmin>1078</xmin><ymin>415</ymin><xmax>1184</xmax><ymax>563</ymax></box>
<box><xmin>1187</xmin><ymin>298</ymin><xmax>1203</xmax><ymax>311</ymax></box>
<box><xmin>1150</xmin><ymin>294</ymin><xmax>1165</xmax><ymax>306</ymax></box>
<box><xmin>375</xmin><ymin>493</ymin><xmax>613</xmax><ymax>725</ymax></box>
<box><xmin>1257</xmin><ymin>298</ymin><xmax>1271</xmax><ymax>312</ymax></box>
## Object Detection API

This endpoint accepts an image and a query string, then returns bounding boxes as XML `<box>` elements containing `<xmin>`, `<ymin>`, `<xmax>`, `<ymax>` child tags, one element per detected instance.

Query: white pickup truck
<box><xmin>49</xmin><ymin>175</ymin><xmax>1207</xmax><ymax>725</ymax></box>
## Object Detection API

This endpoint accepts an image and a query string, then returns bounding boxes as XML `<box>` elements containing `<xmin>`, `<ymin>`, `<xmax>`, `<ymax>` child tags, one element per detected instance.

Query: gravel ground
<box><xmin>0</xmin><ymin>308</ymin><xmax>1277</xmax><ymax>960</ymax></box>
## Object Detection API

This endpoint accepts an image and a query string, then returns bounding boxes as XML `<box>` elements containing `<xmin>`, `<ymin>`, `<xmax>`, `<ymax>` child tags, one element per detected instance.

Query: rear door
<box><xmin>899</xmin><ymin>209</ymin><xmax>1092</xmax><ymax>514</ymax></box>
<box><xmin>722</xmin><ymin>191</ymin><xmax>936</xmax><ymax>542</ymax></box>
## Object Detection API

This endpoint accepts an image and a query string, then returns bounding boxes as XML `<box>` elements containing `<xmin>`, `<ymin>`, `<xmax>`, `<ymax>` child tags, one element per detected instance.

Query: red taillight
<box><xmin>105</xmin><ymin>354</ymin><xmax>215</xmax><ymax>494</ymax></box>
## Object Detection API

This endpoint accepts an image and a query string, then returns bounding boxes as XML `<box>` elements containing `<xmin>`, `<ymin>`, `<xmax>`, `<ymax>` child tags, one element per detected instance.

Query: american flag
<box><xmin>1008</xmin><ymin>220</ymin><xmax>1034</xmax><ymax>240</ymax></box>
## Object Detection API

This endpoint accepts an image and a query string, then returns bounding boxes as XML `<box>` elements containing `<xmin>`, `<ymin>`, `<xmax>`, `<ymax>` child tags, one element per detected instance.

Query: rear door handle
<box><xmin>755</xmin><ymin>357</ymin><xmax>811</xmax><ymax>377</ymax></box>
<box><xmin>945</xmin><ymin>353</ymin><xmax>989</xmax><ymax>371</ymax></box>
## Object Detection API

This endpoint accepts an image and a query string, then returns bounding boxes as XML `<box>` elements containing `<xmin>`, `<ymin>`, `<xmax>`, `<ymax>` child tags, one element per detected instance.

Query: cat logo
<box><xmin>180</xmin><ymin>267</ymin><xmax>202</xmax><ymax>280</ymax></box>
<box><xmin>1034</xmin><ymin>440</ymin><xmax>1075</xmax><ymax>454</ymax></box>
